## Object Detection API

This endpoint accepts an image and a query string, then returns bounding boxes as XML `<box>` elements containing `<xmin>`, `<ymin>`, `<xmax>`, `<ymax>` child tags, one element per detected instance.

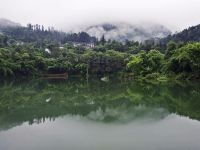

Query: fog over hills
<box><xmin>0</xmin><ymin>18</ymin><xmax>21</xmax><ymax>28</ymax></box>
<box><xmin>0</xmin><ymin>18</ymin><xmax>172</xmax><ymax>42</ymax></box>
<box><xmin>71</xmin><ymin>22</ymin><xmax>171</xmax><ymax>42</ymax></box>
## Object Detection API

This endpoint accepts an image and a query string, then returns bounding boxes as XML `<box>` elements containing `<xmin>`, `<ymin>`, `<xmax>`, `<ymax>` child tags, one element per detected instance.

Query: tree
<box><xmin>165</xmin><ymin>41</ymin><xmax>177</xmax><ymax>58</ymax></box>
<box><xmin>167</xmin><ymin>42</ymin><xmax>200</xmax><ymax>78</ymax></box>
<box><xmin>146</xmin><ymin>50</ymin><xmax>164</xmax><ymax>73</ymax></box>
<box><xmin>41</xmin><ymin>25</ymin><xmax>45</xmax><ymax>32</ymax></box>
<box><xmin>127</xmin><ymin>50</ymin><xmax>164</xmax><ymax>76</ymax></box>
<box><xmin>127</xmin><ymin>55</ymin><xmax>143</xmax><ymax>75</ymax></box>
<box><xmin>0</xmin><ymin>35</ymin><xmax>8</xmax><ymax>47</ymax></box>
<box><xmin>27</xmin><ymin>23</ymin><xmax>33</xmax><ymax>30</ymax></box>
<box><xmin>100</xmin><ymin>35</ymin><xmax>106</xmax><ymax>45</ymax></box>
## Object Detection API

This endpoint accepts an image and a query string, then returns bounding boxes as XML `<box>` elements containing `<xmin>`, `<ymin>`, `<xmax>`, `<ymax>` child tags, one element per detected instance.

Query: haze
<box><xmin>0</xmin><ymin>0</ymin><xmax>200</xmax><ymax>31</ymax></box>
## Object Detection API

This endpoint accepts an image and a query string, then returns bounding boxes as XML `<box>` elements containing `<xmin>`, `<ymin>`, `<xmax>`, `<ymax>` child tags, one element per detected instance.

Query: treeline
<box><xmin>161</xmin><ymin>25</ymin><xmax>200</xmax><ymax>44</ymax></box>
<box><xmin>127</xmin><ymin>42</ymin><xmax>200</xmax><ymax>80</ymax></box>
<box><xmin>0</xmin><ymin>24</ymin><xmax>98</xmax><ymax>47</ymax></box>
<box><xmin>0</xmin><ymin>35</ymin><xmax>129</xmax><ymax>76</ymax></box>
<box><xmin>0</xmin><ymin>23</ymin><xmax>200</xmax><ymax>80</ymax></box>
<box><xmin>142</xmin><ymin>24</ymin><xmax>200</xmax><ymax>51</ymax></box>
<box><xmin>0</xmin><ymin>32</ymin><xmax>200</xmax><ymax>80</ymax></box>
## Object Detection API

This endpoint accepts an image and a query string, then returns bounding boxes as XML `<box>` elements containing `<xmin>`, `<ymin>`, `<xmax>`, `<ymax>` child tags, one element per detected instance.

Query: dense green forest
<box><xmin>0</xmin><ymin>24</ymin><xmax>200</xmax><ymax>80</ymax></box>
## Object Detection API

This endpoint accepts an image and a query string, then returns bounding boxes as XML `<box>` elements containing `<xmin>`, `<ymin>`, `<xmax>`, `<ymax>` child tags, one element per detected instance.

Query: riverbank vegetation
<box><xmin>0</xmin><ymin>25</ymin><xmax>200</xmax><ymax>80</ymax></box>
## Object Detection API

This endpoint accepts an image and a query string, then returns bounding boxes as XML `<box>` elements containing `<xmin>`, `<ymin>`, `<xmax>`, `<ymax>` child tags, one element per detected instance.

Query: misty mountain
<box><xmin>76</xmin><ymin>22</ymin><xmax>171</xmax><ymax>42</ymax></box>
<box><xmin>0</xmin><ymin>18</ymin><xmax>21</xmax><ymax>29</ymax></box>
<box><xmin>160</xmin><ymin>24</ymin><xmax>200</xmax><ymax>45</ymax></box>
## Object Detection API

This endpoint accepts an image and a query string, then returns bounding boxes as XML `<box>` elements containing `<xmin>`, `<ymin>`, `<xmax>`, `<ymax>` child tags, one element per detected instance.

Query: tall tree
<box><xmin>100</xmin><ymin>35</ymin><xmax>106</xmax><ymax>45</ymax></box>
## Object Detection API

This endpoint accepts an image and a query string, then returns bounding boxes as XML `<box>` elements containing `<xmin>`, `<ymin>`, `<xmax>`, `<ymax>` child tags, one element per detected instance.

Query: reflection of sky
<box><xmin>0</xmin><ymin>79</ymin><xmax>200</xmax><ymax>150</ymax></box>
<box><xmin>0</xmin><ymin>105</ymin><xmax>169</xmax><ymax>132</ymax></box>
<box><xmin>0</xmin><ymin>113</ymin><xmax>200</xmax><ymax>150</ymax></box>
<box><xmin>86</xmin><ymin>105</ymin><xmax>169</xmax><ymax>123</ymax></box>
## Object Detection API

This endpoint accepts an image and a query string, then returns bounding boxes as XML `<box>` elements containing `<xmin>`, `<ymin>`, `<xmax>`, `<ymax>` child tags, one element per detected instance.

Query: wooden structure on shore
<box><xmin>42</xmin><ymin>72</ymin><xmax>68</xmax><ymax>79</ymax></box>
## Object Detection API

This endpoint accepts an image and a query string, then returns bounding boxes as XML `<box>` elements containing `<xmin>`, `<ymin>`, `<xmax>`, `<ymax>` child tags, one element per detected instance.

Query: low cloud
<box><xmin>0</xmin><ymin>0</ymin><xmax>200</xmax><ymax>32</ymax></box>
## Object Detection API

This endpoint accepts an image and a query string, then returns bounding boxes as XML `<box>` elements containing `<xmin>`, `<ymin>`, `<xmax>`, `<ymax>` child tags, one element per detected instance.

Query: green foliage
<box><xmin>0</xmin><ymin>48</ymin><xmax>16</xmax><ymax>76</ymax></box>
<box><xmin>127</xmin><ymin>55</ymin><xmax>143</xmax><ymax>75</ymax></box>
<box><xmin>146</xmin><ymin>50</ymin><xmax>165</xmax><ymax>72</ymax></box>
<box><xmin>0</xmin><ymin>40</ymin><xmax>131</xmax><ymax>76</ymax></box>
<box><xmin>165</xmin><ymin>41</ymin><xmax>177</xmax><ymax>58</ymax></box>
<box><xmin>0</xmin><ymin>26</ymin><xmax>200</xmax><ymax>80</ymax></box>
<box><xmin>167</xmin><ymin>42</ymin><xmax>200</xmax><ymax>79</ymax></box>
<box><xmin>127</xmin><ymin>42</ymin><xmax>200</xmax><ymax>80</ymax></box>
<box><xmin>160</xmin><ymin>24</ymin><xmax>200</xmax><ymax>47</ymax></box>
<box><xmin>1</xmin><ymin>26</ymin><xmax>97</xmax><ymax>46</ymax></box>
<box><xmin>127</xmin><ymin>50</ymin><xmax>164</xmax><ymax>76</ymax></box>
<box><xmin>0</xmin><ymin>34</ymin><xmax>8</xmax><ymax>47</ymax></box>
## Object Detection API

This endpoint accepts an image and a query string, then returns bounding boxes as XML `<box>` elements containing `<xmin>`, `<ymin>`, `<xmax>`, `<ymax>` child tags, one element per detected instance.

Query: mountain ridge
<box><xmin>72</xmin><ymin>22</ymin><xmax>172</xmax><ymax>42</ymax></box>
<box><xmin>0</xmin><ymin>18</ymin><xmax>21</xmax><ymax>29</ymax></box>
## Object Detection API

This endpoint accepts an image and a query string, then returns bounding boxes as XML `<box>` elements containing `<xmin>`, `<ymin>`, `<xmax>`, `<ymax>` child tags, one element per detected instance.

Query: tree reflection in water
<box><xmin>0</xmin><ymin>77</ymin><xmax>200</xmax><ymax>130</ymax></box>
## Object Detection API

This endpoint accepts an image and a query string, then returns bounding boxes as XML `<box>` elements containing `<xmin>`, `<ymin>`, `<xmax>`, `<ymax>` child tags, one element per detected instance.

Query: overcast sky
<box><xmin>0</xmin><ymin>0</ymin><xmax>200</xmax><ymax>31</ymax></box>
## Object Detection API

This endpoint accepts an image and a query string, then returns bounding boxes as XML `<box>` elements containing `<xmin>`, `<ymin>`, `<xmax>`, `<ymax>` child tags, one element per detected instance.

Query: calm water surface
<box><xmin>0</xmin><ymin>77</ymin><xmax>200</xmax><ymax>150</ymax></box>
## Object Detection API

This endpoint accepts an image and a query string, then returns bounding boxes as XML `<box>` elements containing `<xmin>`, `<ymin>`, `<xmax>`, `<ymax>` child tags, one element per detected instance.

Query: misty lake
<box><xmin>0</xmin><ymin>77</ymin><xmax>200</xmax><ymax>150</ymax></box>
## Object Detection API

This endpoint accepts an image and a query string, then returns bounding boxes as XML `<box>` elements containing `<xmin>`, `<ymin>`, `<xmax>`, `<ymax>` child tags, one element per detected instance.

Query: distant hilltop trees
<box><xmin>1</xmin><ymin>19</ymin><xmax>200</xmax><ymax>53</ymax></box>
<box><xmin>27</xmin><ymin>23</ymin><xmax>55</xmax><ymax>32</ymax></box>
<box><xmin>0</xmin><ymin>23</ymin><xmax>98</xmax><ymax>47</ymax></box>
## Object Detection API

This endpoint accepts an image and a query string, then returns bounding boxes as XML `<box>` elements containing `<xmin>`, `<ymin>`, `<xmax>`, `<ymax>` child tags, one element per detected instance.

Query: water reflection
<box><xmin>0</xmin><ymin>78</ymin><xmax>200</xmax><ymax>130</ymax></box>
<box><xmin>86</xmin><ymin>106</ymin><xmax>169</xmax><ymax>123</ymax></box>
<box><xmin>1</xmin><ymin>78</ymin><xmax>200</xmax><ymax>150</ymax></box>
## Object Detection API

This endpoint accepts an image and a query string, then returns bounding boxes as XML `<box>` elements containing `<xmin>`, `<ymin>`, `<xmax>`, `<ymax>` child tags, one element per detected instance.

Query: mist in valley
<box><xmin>0</xmin><ymin>0</ymin><xmax>200</xmax><ymax>32</ymax></box>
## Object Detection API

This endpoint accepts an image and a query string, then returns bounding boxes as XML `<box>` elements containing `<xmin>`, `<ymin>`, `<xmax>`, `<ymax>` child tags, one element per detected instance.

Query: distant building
<box><xmin>72</xmin><ymin>42</ymin><xmax>95</xmax><ymax>48</ymax></box>
<box><xmin>45</xmin><ymin>48</ymin><xmax>51</xmax><ymax>54</ymax></box>
<box><xmin>16</xmin><ymin>42</ymin><xmax>24</xmax><ymax>46</ymax></box>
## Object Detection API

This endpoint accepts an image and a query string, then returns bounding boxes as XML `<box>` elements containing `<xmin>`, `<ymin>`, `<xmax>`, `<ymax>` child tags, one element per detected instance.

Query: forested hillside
<box><xmin>0</xmin><ymin>20</ymin><xmax>200</xmax><ymax>80</ymax></box>
<box><xmin>158</xmin><ymin>24</ymin><xmax>200</xmax><ymax>48</ymax></box>
<box><xmin>0</xmin><ymin>24</ymin><xmax>97</xmax><ymax>47</ymax></box>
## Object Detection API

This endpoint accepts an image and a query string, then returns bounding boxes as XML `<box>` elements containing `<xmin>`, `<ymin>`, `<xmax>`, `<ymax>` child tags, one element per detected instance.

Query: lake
<box><xmin>0</xmin><ymin>77</ymin><xmax>200</xmax><ymax>150</ymax></box>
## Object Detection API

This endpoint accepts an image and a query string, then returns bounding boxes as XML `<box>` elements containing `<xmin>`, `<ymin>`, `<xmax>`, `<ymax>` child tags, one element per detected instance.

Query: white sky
<box><xmin>0</xmin><ymin>0</ymin><xmax>200</xmax><ymax>31</ymax></box>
